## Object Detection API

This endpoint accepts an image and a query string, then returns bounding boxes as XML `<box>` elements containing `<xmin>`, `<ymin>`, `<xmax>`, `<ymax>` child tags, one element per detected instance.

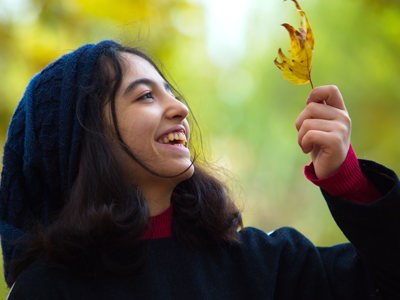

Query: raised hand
<box><xmin>296</xmin><ymin>85</ymin><xmax>351</xmax><ymax>179</ymax></box>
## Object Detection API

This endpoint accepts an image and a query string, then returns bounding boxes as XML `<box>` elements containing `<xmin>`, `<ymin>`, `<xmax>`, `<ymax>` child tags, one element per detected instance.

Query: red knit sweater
<box><xmin>304</xmin><ymin>145</ymin><xmax>381</xmax><ymax>204</ymax></box>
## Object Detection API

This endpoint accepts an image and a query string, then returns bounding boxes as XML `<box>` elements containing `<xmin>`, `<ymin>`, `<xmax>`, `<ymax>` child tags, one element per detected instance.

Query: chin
<box><xmin>171</xmin><ymin>163</ymin><xmax>195</xmax><ymax>184</ymax></box>
<box><xmin>184</xmin><ymin>164</ymin><xmax>195</xmax><ymax>178</ymax></box>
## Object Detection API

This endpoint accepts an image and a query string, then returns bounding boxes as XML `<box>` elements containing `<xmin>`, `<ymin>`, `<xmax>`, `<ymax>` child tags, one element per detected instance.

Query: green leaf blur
<box><xmin>0</xmin><ymin>0</ymin><xmax>399</xmax><ymax>296</ymax></box>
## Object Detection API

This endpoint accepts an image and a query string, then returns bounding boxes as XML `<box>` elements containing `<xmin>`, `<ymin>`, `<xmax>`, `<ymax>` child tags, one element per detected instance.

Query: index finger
<box><xmin>307</xmin><ymin>85</ymin><xmax>347</xmax><ymax>111</ymax></box>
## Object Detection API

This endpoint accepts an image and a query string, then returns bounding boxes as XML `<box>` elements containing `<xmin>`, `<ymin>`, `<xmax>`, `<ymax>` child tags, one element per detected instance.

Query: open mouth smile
<box><xmin>157</xmin><ymin>130</ymin><xmax>188</xmax><ymax>147</ymax></box>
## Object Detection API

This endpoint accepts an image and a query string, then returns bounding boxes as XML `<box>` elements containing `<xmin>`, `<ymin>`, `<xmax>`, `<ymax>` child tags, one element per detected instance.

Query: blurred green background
<box><xmin>0</xmin><ymin>0</ymin><xmax>399</xmax><ymax>296</ymax></box>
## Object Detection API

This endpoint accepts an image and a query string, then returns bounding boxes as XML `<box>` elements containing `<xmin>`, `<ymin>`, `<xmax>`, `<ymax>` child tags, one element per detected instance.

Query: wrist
<box><xmin>305</xmin><ymin>145</ymin><xmax>364</xmax><ymax>196</ymax></box>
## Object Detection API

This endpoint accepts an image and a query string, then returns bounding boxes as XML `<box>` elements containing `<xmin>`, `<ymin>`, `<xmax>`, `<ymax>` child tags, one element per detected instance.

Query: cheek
<box><xmin>119</xmin><ymin>118</ymin><xmax>155</xmax><ymax>151</ymax></box>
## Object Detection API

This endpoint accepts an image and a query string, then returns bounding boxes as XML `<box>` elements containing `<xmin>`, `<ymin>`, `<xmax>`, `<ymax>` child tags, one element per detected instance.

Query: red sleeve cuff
<box><xmin>304</xmin><ymin>145</ymin><xmax>381</xmax><ymax>204</ymax></box>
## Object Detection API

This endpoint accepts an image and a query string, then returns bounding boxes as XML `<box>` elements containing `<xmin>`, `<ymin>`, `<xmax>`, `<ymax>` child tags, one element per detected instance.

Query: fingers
<box><xmin>306</xmin><ymin>85</ymin><xmax>347</xmax><ymax>110</ymax></box>
<box><xmin>298</xmin><ymin>119</ymin><xmax>349</xmax><ymax>154</ymax></box>
<box><xmin>295</xmin><ymin>85</ymin><xmax>350</xmax><ymax>134</ymax></box>
<box><xmin>295</xmin><ymin>101</ymin><xmax>351</xmax><ymax>133</ymax></box>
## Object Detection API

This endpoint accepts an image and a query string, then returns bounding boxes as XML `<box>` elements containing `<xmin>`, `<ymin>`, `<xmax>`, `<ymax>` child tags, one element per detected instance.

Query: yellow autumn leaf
<box><xmin>274</xmin><ymin>0</ymin><xmax>314</xmax><ymax>88</ymax></box>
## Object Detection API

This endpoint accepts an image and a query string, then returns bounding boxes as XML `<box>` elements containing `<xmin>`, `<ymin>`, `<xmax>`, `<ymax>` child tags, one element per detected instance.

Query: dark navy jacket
<box><xmin>7</xmin><ymin>160</ymin><xmax>400</xmax><ymax>299</ymax></box>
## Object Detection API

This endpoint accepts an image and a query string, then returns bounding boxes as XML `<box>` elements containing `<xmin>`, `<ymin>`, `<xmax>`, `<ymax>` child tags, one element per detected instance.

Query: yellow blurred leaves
<box><xmin>71</xmin><ymin>0</ymin><xmax>143</xmax><ymax>23</ymax></box>
<box><xmin>274</xmin><ymin>0</ymin><xmax>314</xmax><ymax>88</ymax></box>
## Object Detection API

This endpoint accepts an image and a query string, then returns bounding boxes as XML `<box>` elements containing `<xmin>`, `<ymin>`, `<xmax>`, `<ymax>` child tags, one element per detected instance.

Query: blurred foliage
<box><xmin>0</xmin><ymin>0</ymin><xmax>399</xmax><ymax>296</ymax></box>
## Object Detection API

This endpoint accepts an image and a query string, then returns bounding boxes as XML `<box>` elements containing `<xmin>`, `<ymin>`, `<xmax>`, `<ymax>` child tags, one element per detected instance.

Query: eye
<box><xmin>137</xmin><ymin>92</ymin><xmax>153</xmax><ymax>101</ymax></box>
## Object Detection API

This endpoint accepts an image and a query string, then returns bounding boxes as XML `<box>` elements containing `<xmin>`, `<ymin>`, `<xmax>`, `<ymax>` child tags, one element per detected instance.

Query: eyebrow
<box><xmin>123</xmin><ymin>78</ymin><xmax>154</xmax><ymax>97</ymax></box>
<box><xmin>123</xmin><ymin>78</ymin><xmax>171</xmax><ymax>97</ymax></box>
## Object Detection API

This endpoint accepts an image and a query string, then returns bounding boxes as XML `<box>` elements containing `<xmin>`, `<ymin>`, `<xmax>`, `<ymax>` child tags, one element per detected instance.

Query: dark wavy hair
<box><xmin>9</xmin><ymin>44</ymin><xmax>243</xmax><ymax>283</ymax></box>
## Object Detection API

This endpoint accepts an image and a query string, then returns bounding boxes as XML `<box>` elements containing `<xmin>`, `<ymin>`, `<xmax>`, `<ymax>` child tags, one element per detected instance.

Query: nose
<box><xmin>164</xmin><ymin>94</ymin><xmax>189</xmax><ymax>121</ymax></box>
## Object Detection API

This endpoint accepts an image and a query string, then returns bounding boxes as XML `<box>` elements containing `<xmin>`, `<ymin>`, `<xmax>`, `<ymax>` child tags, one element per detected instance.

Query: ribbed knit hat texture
<box><xmin>0</xmin><ymin>40</ymin><xmax>120</xmax><ymax>284</ymax></box>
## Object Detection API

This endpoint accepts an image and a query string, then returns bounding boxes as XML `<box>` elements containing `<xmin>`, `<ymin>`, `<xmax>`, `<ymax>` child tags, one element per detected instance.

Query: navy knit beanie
<box><xmin>0</xmin><ymin>40</ymin><xmax>120</xmax><ymax>284</ymax></box>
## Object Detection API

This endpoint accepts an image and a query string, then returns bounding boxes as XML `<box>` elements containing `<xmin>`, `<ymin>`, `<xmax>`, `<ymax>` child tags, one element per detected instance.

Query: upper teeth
<box><xmin>159</xmin><ymin>131</ymin><xmax>187</xmax><ymax>145</ymax></box>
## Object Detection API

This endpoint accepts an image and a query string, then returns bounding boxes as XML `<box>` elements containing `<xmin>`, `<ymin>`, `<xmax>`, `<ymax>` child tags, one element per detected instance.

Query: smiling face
<box><xmin>105</xmin><ymin>52</ymin><xmax>194</xmax><ymax>205</ymax></box>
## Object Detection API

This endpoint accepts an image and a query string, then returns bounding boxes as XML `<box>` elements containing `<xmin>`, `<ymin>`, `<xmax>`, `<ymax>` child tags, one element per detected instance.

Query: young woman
<box><xmin>1</xmin><ymin>40</ymin><xmax>399</xmax><ymax>299</ymax></box>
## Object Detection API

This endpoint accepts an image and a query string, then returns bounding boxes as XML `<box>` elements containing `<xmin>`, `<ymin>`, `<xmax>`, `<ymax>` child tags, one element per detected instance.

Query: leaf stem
<box><xmin>309</xmin><ymin>77</ymin><xmax>314</xmax><ymax>89</ymax></box>
<box><xmin>308</xmin><ymin>69</ymin><xmax>314</xmax><ymax>89</ymax></box>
